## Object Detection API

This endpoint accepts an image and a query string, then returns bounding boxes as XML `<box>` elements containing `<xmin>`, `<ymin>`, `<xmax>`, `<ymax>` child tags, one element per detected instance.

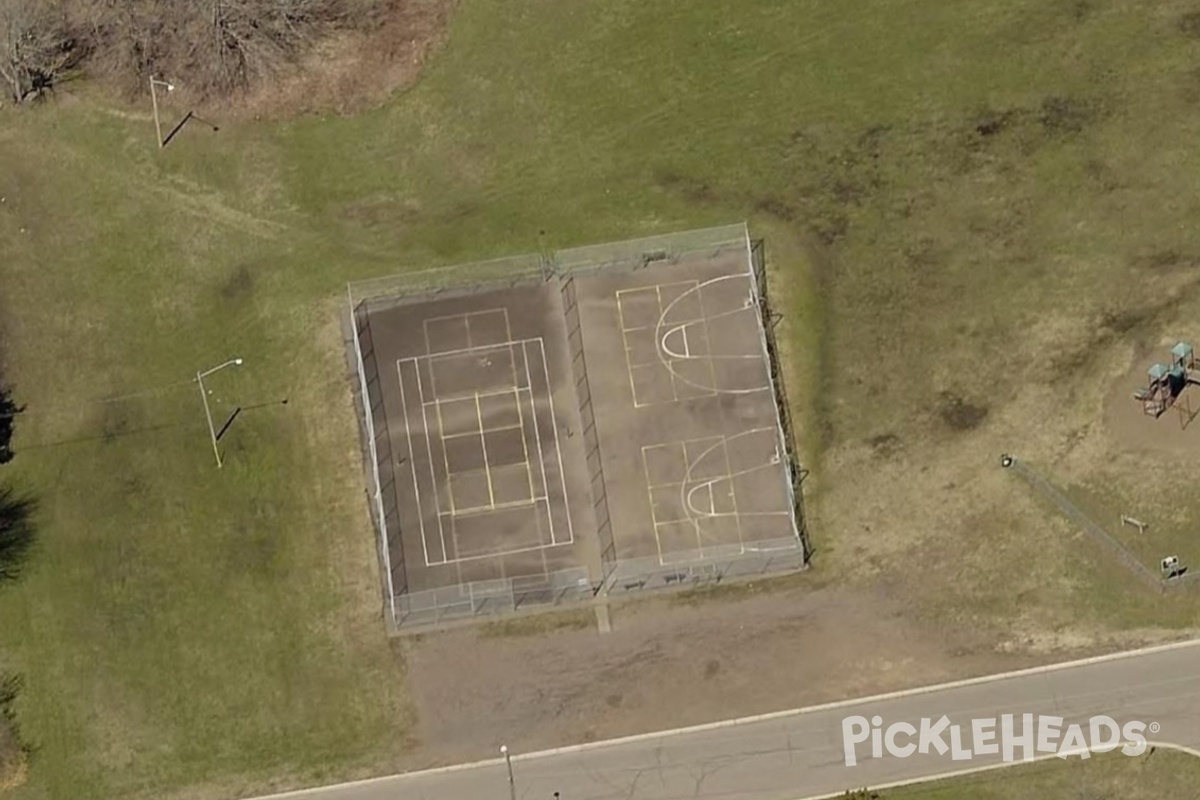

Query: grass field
<box><xmin>4</xmin><ymin>0</ymin><xmax>1200</xmax><ymax>797</ymax></box>
<box><xmin>886</xmin><ymin>748</ymin><xmax>1200</xmax><ymax>799</ymax></box>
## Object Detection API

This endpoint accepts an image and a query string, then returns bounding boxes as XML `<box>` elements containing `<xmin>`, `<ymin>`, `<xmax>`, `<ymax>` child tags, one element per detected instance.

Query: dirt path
<box><xmin>397</xmin><ymin>581</ymin><xmax>1051</xmax><ymax>768</ymax></box>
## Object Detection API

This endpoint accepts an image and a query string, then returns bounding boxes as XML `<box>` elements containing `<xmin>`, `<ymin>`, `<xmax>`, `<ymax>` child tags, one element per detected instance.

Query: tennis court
<box><xmin>349</xmin><ymin>224</ymin><xmax>807</xmax><ymax>628</ymax></box>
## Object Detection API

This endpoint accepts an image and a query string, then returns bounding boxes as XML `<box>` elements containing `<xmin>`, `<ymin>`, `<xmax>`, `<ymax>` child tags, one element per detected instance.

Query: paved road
<box><xmin>257</xmin><ymin>641</ymin><xmax>1200</xmax><ymax>800</ymax></box>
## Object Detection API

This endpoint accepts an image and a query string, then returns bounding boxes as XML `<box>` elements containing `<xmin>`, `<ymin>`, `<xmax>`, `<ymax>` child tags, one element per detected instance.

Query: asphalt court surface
<box><xmin>361</xmin><ymin>246</ymin><xmax>797</xmax><ymax>599</ymax></box>
<box><xmin>572</xmin><ymin>253</ymin><xmax>797</xmax><ymax>564</ymax></box>
<box><xmin>365</xmin><ymin>285</ymin><xmax>596</xmax><ymax>592</ymax></box>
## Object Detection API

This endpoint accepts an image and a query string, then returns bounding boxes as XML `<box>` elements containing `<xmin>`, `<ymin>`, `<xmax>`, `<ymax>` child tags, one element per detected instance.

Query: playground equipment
<box><xmin>1133</xmin><ymin>341</ymin><xmax>1196</xmax><ymax>424</ymax></box>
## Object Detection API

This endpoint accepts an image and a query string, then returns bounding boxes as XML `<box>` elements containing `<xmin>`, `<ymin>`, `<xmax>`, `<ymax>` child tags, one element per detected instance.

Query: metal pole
<box><xmin>500</xmin><ymin>745</ymin><xmax>516</xmax><ymax>800</ymax></box>
<box><xmin>197</xmin><ymin>371</ymin><xmax>222</xmax><ymax>468</ymax></box>
<box><xmin>150</xmin><ymin>76</ymin><xmax>163</xmax><ymax>148</ymax></box>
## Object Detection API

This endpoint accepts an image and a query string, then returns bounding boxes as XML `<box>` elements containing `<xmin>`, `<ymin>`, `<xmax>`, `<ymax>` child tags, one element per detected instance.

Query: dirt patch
<box><xmin>220</xmin><ymin>265</ymin><xmax>255</xmax><ymax>302</ymax></box>
<box><xmin>400</xmin><ymin>583</ymin><xmax>1046</xmax><ymax>765</ymax></box>
<box><xmin>0</xmin><ymin>722</ymin><xmax>26</xmax><ymax>794</ymax></box>
<box><xmin>937</xmin><ymin>392</ymin><xmax>989</xmax><ymax>431</ymax></box>
<box><xmin>0</xmin><ymin>676</ymin><xmax>25</xmax><ymax>794</ymax></box>
<box><xmin>1039</xmin><ymin>95</ymin><xmax>1098</xmax><ymax>136</ymax></box>
<box><xmin>220</xmin><ymin>0</ymin><xmax>458</xmax><ymax>120</ymax></box>
<box><xmin>1180</xmin><ymin>11</ymin><xmax>1200</xmax><ymax>39</ymax></box>
<box><xmin>973</xmin><ymin>108</ymin><xmax>1015</xmax><ymax>138</ymax></box>
<box><xmin>866</xmin><ymin>432</ymin><xmax>903</xmax><ymax>459</ymax></box>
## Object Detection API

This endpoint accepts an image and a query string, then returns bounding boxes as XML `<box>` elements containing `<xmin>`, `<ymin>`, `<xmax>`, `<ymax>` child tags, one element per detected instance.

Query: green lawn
<box><xmin>3</xmin><ymin>0</ymin><xmax>1200</xmax><ymax>798</ymax></box>
<box><xmin>886</xmin><ymin>748</ymin><xmax>1200</xmax><ymax>799</ymax></box>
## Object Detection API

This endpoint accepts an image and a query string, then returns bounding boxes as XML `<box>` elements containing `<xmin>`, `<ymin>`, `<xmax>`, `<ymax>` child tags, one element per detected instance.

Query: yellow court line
<box><xmin>447</xmin><ymin>460</ymin><xmax>532</xmax><ymax>477</ymax></box>
<box><xmin>432</xmin><ymin>397</ymin><xmax>458</xmax><ymax>516</ymax></box>
<box><xmin>504</xmin><ymin>338</ymin><xmax>538</xmax><ymax>506</ymax></box>
<box><xmin>420</xmin><ymin>384</ymin><xmax>530</xmax><ymax>406</ymax></box>
<box><xmin>411</xmin><ymin>361</ymin><xmax>449</xmax><ymax>562</ymax></box>
<box><xmin>473</xmin><ymin>392</ymin><xmax>495</xmax><ymax>508</ymax></box>
<box><xmin>693</xmin><ymin>279</ymin><xmax>721</xmax><ymax>398</ymax></box>
<box><xmin>446</xmin><ymin>496</ymin><xmax>544</xmax><ymax>517</ymax></box>
<box><xmin>520</xmin><ymin>341</ymin><xmax>556</xmax><ymax>544</ymax></box>
<box><xmin>641</xmin><ymin>445</ymin><xmax>669</xmax><ymax>562</ymax></box>
<box><xmin>441</xmin><ymin>423</ymin><xmax>524</xmax><ymax>441</ymax></box>
<box><xmin>616</xmin><ymin>290</ymin><xmax>645</xmax><ymax>408</ymax></box>
<box><xmin>396</xmin><ymin>360</ymin><xmax>432</xmax><ymax>567</ymax></box>
<box><xmin>682</xmin><ymin>440</ymin><xmax>705</xmax><ymax>552</ymax></box>
<box><xmin>718</xmin><ymin>438</ymin><xmax>745</xmax><ymax>552</ymax></box>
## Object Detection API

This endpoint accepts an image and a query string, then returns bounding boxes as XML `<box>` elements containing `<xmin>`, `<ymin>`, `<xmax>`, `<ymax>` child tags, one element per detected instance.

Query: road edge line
<box><xmin>241</xmin><ymin>636</ymin><xmax>1200</xmax><ymax>798</ymax></box>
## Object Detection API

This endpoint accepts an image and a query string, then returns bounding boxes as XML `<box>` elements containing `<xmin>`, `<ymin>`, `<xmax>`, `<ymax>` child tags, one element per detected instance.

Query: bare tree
<box><xmin>83</xmin><ymin>0</ymin><xmax>348</xmax><ymax>97</ymax></box>
<box><xmin>0</xmin><ymin>0</ymin><xmax>78</xmax><ymax>104</ymax></box>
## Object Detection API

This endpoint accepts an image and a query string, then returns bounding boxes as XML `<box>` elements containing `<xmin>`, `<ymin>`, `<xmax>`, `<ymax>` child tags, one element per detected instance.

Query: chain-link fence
<box><xmin>747</xmin><ymin>236</ymin><xmax>812</xmax><ymax>565</ymax></box>
<box><xmin>604</xmin><ymin>539</ymin><xmax>806</xmax><ymax>595</ymax></box>
<box><xmin>347</xmin><ymin>291</ymin><xmax>399</xmax><ymax>626</ymax></box>
<box><xmin>560</xmin><ymin>275</ymin><xmax>618</xmax><ymax>575</ymax></box>
<box><xmin>347</xmin><ymin>224</ymin><xmax>812</xmax><ymax>630</ymax></box>
<box><xmin>395</xmin><ymin>567</ymin><xmax>595</xmax><ymax>628</ymax></box>
<box><xmin>552</xmin><ymin>223</ymin><xmax>750</xmax><ymax>277</ymax></box>
<box><xmin>1009</xmin><ymin>458</ymin><xmax>1195</xmax><ymax>593</ymax></box>
<box><xmin>348</xmin><ymin>252</ymin><xmax>548</xmax><ymax>310</ymax></box>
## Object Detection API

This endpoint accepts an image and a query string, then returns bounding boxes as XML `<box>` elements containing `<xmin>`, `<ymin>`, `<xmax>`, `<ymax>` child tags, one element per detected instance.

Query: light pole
<box><xmin>197</xmin><ymin>358</ymin><xmax>242</xmax><ymax>468</ymax></box>
<box><xmin>500</xmin><ymin>745</ymin><xmax>516</xmax><ymax>800</ymax></box>
<box><xmin>149</xmin><ymin>76</ymin><xmax>175</xmax><ymax>148</ymax></box>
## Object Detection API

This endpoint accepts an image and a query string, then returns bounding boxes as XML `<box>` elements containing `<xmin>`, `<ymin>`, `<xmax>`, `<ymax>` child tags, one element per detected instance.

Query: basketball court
<box><xmin>349</xmin><ymin>225</ymin><xmax>805</xmax><ymax>627</ymax></box>
<box><xmin>568</xmin><ymin>253</ymin><xmax>797</xmax><ymax>566</ymax></box>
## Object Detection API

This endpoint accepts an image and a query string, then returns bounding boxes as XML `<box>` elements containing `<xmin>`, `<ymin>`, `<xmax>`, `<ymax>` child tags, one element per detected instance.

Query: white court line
<box><xmin>659</xmin><ymin>441</ymin><xmax>689</xmax><ymax>562</ymax></box>
<box><xmin>688</xmin><ymin>439</ymin><xmax>718</xmax><ymax>553</ymax></box>
<box><xmin>422</xmin><ymin>307</ymin><xmax>511</xmax><ymax>328</ymax></box>
<box><xmin>692</xmin><ymin>278</ymin><xmax>720</xmax><ymax>402</ymax></box>
<box><xmin>401</xmin><ymin>337</ymin><xmax>543</xmax><ymax>364</ymax></box>
<box><xmin>418</xmin><ymin>384</ymin><xmax>533</xmax><ymax>408</ymax></box>
<box><xmin>441</xmin><ymin>422</ymin><xmax>524</xmax><ymax>440</ymax></box>
<box><xmin>432</xmin><ymin>397</ymin><xmax>459</xmax><ymax>518</ymax></box>
<box><xmin>412</xmin><ymin>360</ymin><xmax>449</xmax><ymax>566</ymax></box>
<box><xmin>522</xmin><ymin>340</ymin><xmax>556</xmax><ymax>545</ymax></box>
<box><xmin>718</xmin><ymin>435</ymin><xmax>745</xmax><ymax>553</ymax></box>
<box><xmin>446</xmin><ymin>495</ymin><xmax>547</xmax><ymax>517</ymax></box>
<box><xmin>613</xmin><ymin>285</ymin><xmax>656</xmax><ymax>333</ymax></box>
<box><xmin>536</xmin><ymin>338</ymin><xmax>575</xmax><ymax>547</ymax></box>
<box><xmin>473</xmin><ymin>391</ymin><xmax>495</xmax><ymax>507</ymax></box>
<box><xmin>615</xmin><ymin>282</ymin><xmax>699</xmax><ymax>332</ymax></box>
<box><xmin>422</xmin><ymin>308</ymin><xmax>513</xmax><ymax>355</ymax></box>
<box><xmin>417</xmin><ymin>346</ymin><xmax>528</xmax><ymax>404</ymax></box>
<box><xmin>645</xmin><ymin>429</ymin><xmax>792</xmax><ymax>564</ymax></box>
<box><xmin>395</xmin><ymin>360</ymin><xmax>431</xmax><ymax>568</ymax></box>
<box><xmin>433</xmin><ymin>461</ymin><xmax>532</xmax><ymax>487</ymax></box>
<box><xmin>431</xmin><ymin>528</ymin><xmax>564</xmax><ymax>565</ymax></box>
<box><xmin>655</xmin><ymin>283</ymin><xmax>674</xmax><ymax>405</ymax></box>
<box><xmin>513</xmin><ymin>384</ymin><xmax>538</xmax><ymax>504</ymax></box>
<box><xmin>614</xmin><ymin>291</ymin><xmax>644</xmax><ymax>408</ymax></box>
<box><xmin>684</xmin><ymin>430</ymin><xmax>791</xmax><ymax>526</ymax></box>
<box><xmin>506</xmin><ymin>339</ymin><xmax>539</xmax><ymax>509</ymax></box>
<box><xmin>655</xmin><ymin>274</ymin><xmax>773</xmax><ymax>398</ymax></box>
<box><xmin>640</xmin><ymin>446</ymin><xmax>666</xmax><ymax>544</ymax></box>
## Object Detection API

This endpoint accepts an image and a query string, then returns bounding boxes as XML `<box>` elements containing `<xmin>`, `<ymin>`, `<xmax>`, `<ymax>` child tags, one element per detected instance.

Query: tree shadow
<box><xmin>0</xmin><ymin>385</ymin><xmax>21</xmax><ymax>464</ymax></box>
<box><xmin>0</xmin><ymin>486</ymin><xmax>35</xmax><ymax>584</ymax></box>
